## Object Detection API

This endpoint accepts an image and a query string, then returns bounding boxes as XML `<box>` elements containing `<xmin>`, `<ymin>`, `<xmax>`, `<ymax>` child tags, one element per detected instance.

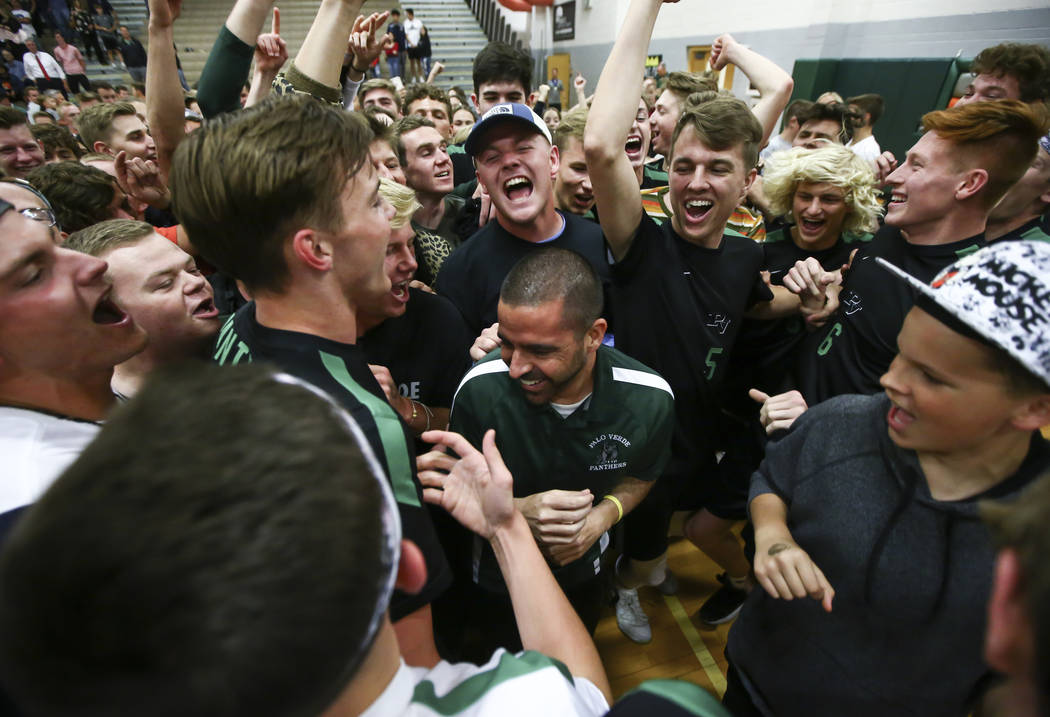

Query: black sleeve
<box><xmin>610</xmin><ymin>213</ymin><xmax>658</xmax><ymax>285</ymax></box>
<box><xmin>434</xmin><ymin>247</ymin><xmax>481</xmax><ymax>335</ymax></box>
<box><xmin>196</xmin><ymin>25</ymin><xmax>252</xmax><ymax>118</ymax></box>
<box><xmin>434</xmin><ymin>315</ymin><xmax>475</xmax><ymax>408</ymax></box>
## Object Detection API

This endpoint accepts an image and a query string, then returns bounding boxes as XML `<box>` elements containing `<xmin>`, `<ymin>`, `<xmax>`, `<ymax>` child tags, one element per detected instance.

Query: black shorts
<box><xmin>101</xmin><ymin>34</ymin><xmax>119</xmax><ymax>50</ymax></box>
<box><xmin>407</xmin><ymin>45</ymin><xmax>424</xmax><ymax>60</ymax></box>
<box><xmin>622</xmin><ymin>449</ymin><xmax>749</xmax><ymax>561</ymax></box>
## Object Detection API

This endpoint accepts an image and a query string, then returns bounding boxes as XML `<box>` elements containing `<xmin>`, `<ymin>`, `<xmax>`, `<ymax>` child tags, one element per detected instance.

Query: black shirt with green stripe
<box><xmin>992</xmin><ymin>212</ymin><xmax>1050</xmax><ymax>244</ymax></box>
<box><xmin>212</xmin><ymin>304</ymin><xmax>451</xmax><ymax>620</ymax></box>
<box><xmin>794</xmin><ymin>224</ymin><xmax>985</xmax><ymax>405</ymax></box>
<box><xmin>449</xmin><ymin>345</ymin><xmax>674</xmax><ymax>592</ymax></box>
<box><xmin>725</xmin><ymin>226</ymin><xmax>872</xmax><ymax>400</ymax></box>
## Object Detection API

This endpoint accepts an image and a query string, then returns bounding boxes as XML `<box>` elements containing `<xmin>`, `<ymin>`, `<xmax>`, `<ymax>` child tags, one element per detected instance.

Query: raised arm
<box><xmin>341</xmin><ymin>12</ymin><xmax>390</xmax><ymax>108</ymax></box>
<box><xmin>146</xmin><ymin>0</ymin><xmax>185</xmax><ymax>178</ymax></box>
<box><xmin>196</xmin><ymin>0</ymin><xmax>275</xmax><ymax>117</ymax></box>
<box><xmin>291</xmin><ymin>0</ymin><xmax>366</xmax><ymax>91</ymax></box>
<box><xmin>418</xmin><ymin>429</ymin><xmax>612</xmax><ymax>704</ymax></box>
<box><xmin>244</xmin><ymin>8</ymin><xmax>288</xmax><ymax>108</ymax></box>
<box><xmin>709</xmin><ymin>33</ymin><xmax>793</xmax><ymax>148</ymax></box>
<box><xmin>585</xmin><ymin>0</ymin><xmax>669</xmax><ymax>260</ymax></box>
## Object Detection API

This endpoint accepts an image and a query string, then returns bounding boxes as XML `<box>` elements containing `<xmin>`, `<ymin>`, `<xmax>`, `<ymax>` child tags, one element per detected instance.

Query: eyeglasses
<box><xmin>0</xmin><ymin>199</ymin><xmax>57</xmax><ymax>228</ymax></box>
<box><xmin>18</xmin><ymin>206</ymin><xmax>57</xmax><ymax>227</ymax></box>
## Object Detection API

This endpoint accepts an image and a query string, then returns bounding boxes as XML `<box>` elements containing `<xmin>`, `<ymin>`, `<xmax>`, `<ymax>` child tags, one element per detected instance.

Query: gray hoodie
<box><xmin>727</xmin><ymin>393</ymin><xmax>1049</xmax><ymax>717</ymax></box>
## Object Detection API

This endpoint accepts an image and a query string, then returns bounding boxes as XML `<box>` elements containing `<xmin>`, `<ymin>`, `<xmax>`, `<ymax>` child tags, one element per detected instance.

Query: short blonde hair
<box><xmin>378</xmin><ymin>177</ymin><xmax>420</xmax><ymax>230</ymax></box>
<box><xmin>763</xmin><ymin>145</ymin><xmax>882</xmax><ymax>234</ymax></box>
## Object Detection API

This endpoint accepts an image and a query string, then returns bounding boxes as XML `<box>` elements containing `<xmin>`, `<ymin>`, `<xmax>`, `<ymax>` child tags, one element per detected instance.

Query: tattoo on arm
<box><xmin>768</xmin><ymin>542</ymin><xmax>790</xmax><ymax>556</ymax></box>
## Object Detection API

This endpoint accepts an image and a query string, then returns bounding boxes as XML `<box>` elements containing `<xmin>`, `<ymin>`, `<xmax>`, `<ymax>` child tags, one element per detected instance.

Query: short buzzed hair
<box><xmin>77</xmin><ymin>101</ymin><xmax>137</xmax><ymax>150</ymax></box>
<box><xmin>0</xmin><ymin>363</ymin><xmax>393</xmax><ymax>716</ymax></box>
<box><xmin>971</xmin><ymin>43</ymin><xmax>1050</xmax><ymax>104</ymax></box>
<box><xmin>64</xmin><ymin>218</ymin><xmax>155</xmax><ymax>257</ymax></box>
<box><xmin>500</xmin><ymin>248</ymin><xmax>602</xmax><ymax>335</ymax></box>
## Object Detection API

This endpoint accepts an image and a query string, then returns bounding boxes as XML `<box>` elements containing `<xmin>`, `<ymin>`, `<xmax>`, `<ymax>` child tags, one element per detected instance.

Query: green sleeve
<box><xmin>196</xmin><ymin>25</ymin><xmax>253</xmax><ymax>118</ymax></box>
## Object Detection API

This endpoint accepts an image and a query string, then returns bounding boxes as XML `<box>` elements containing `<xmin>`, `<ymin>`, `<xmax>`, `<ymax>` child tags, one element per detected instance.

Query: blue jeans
<box><xmin>422</xmin><ymin>55</ymin><xmax>433</xmax><ymax>79</ymax></box>
<box><xmin>386</xmin><ymin>54</ymin><xmax>403</xmax><ymax>79</ymax></box>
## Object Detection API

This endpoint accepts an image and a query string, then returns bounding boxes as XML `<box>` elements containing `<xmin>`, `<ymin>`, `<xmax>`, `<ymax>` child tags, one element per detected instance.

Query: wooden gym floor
<box><xmin>594</xmin><ymin>536</ymin><xmax>732</xmax><ymax>701</ymax></box>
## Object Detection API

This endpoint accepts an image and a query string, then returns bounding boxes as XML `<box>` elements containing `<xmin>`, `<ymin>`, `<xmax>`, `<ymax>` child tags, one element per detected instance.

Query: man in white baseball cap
<box><xmin>725</xmin><ymin>241</ymin><xmax>1050</xmax><ymax>716</ymax></box>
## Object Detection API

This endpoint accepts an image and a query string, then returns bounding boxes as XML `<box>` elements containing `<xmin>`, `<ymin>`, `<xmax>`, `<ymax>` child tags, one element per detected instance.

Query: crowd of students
<box><xmin>0</xmin><ymin>0</ymin><xmax>1049</xmax><ymax>714</ymax></box>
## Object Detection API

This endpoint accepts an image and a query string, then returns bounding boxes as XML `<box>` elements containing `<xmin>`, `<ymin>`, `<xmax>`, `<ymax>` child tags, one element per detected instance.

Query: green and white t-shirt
<box><xmin>361</xmin><ymin>650</ymin><xmax>608</xmax><ymax>716</ymax></box>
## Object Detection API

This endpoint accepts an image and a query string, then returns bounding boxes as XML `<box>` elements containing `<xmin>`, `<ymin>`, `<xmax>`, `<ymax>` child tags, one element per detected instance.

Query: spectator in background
<box><xmin>451</xmin><ymin>105</ymin><xmax>475</xmax><ymax>134</ymax></box>
<box><xmin>548</xmin><ymin>66</ymin><xmax>564</xmax><ymax>110</ymax></box>
<box><xmin>2</xmin><ymin>50</ymin><xmax>27</xmax><ymax>86</ymax></box>
<box><xmin>21</xmin><ymin>86</ymin><xmax>41</xmax><ymax>116</ymax></box>
<box><xmin>0</xmin><ymin>107</ymin><xmax>45</xmax><ymax>178</ymax></box>
<box><xmin>957</xmin><ymin>42</ymin><xmax>1050</xmax><ymax>106</ymax></box>
<box><xmin>117</xmin><ymin>26</ymin><xmax>147</xmax><ymax>83</ymax></box>
<box><xmin>543</xmin><ymin>106</ymin><xmax>560</xmax><ymax>134</ymax></box>
<box><xmin>418</xmin><ymin>24</ymin><xmax>433</xmax><ymax>81</ymax></box>
<box><xmin>21</xmin><ymin>38</ymin><xmax>68</xmax><ymax>97</ymax></box>
<box><xmin>93</xmin><ymin>81</ymin><xmax>117</xmax><ymax>102</ymax></box>
<box><xmin>759</xmin><ymin>98</ymin><xmax>813</xmax><ymax>162</ymax></box>
<box><xmin>92</xmin><ymin>4</ymin><xmax>120</xmax><ymax>66</ymax></box>
<box><xmin>816</xmin><ymin>90</ymin><xmax>843</xmax><ymax>105</ymax></box>
<box><xmin>0</xmin><ymin>60</ymin><xmax>25</xmax><ymax>101</ymax></box>
<box><xmin>847</xmin><ymin>93</ymin><xmax>883</xmax><ymax>165</ymax></box>
<box><xmin>403</xmin><ymin>83</ymin><xmax>452</xmax><ymax>139</ymax></box>
<box><xmin>31</xmin><ymin>122</ymin><xmax>80</xmax><ymax>161</ymax></box>
<box><xmin>52</xmin><ymin>32</ymin><xmax>90</xmax><ymax>94</ymax></box>
<box><xmin>386</xmin><ymin>8</ymin><xmax>405</xmax><ymax>79</ymax></box>
<box><xmin>792</xmin><ymin>101</ymin><xmax>852</xmax><ymax>149</ymax></box>
<box><xmin>404</xmin><ymin>7</ymin><xmax>423</xmax><ymax>83</ymax></box>
<box><xmin>71</xmin><ymin>0</ymin><xmax>105</xmax><ymax>65</ymax></box>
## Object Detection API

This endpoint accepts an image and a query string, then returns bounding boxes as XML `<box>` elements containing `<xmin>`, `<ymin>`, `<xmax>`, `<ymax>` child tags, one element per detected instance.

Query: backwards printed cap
<box><xmin>877</xmin><ymin>241</ymin><xmax>1050</xmax><ymax>388</ymax></box>
<box><xmin>464</xmin><ymin>102</ymin><xmax>552</xmax><ymax>157</ymax></box>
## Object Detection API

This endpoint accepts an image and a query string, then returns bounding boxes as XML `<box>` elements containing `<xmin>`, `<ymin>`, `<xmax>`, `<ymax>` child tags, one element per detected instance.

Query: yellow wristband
<box><xmin>603</xmin><ymin>494</ymin><xmax>624</xmax><ymax>524</ymax></box>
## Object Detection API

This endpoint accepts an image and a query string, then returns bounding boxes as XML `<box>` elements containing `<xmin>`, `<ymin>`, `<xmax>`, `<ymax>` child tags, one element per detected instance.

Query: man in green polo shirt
<box><xmin>439</xmin><ymin>247</ymin><xmax>674</xmax><ymax>662</ymax></box>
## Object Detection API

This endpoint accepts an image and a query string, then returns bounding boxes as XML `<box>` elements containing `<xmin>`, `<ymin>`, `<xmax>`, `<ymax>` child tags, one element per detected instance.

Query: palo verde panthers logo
<box><xmin>588</xmin><ymin>433</ymin><xmax>629</xmax><ymax>471</ymax></box>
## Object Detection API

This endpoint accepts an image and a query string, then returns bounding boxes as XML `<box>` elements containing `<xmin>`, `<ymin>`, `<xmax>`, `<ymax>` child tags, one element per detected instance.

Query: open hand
<box><xmin>417</xmin><ymin>429</ymin><xmax>516</xmax><ymax>539</ymax></box>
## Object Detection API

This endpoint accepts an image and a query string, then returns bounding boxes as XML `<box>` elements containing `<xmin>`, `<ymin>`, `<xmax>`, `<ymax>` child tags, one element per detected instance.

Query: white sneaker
<box><xmin>615</xmin><ymin>586</ymin><xmax>652</xmax><ymax>643</ymax></box>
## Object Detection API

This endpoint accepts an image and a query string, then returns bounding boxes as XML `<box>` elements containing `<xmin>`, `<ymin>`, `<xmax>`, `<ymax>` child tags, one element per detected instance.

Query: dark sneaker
<box><xmin>697</xmin><ymin>573</ymin><xmax>747</xmax><ymax>626</ymax></box>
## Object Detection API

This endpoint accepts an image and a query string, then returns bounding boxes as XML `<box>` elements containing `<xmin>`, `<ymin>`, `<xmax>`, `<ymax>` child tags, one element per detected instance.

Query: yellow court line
<box><xmin>662</xmin><ymin>593</ymin><xmax>728</xmax><ymax>697</ymax></box>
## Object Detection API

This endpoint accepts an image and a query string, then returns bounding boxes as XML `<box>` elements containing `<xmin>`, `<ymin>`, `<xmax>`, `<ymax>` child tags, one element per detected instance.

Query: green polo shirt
<box><xmin>450</xmin><ymin>345</ymin><xmax>675</xmax><ymax>592</ymax></box>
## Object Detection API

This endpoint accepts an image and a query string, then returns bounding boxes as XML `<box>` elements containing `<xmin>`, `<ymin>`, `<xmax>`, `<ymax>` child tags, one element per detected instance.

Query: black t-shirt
<box><xmin>359</xmin><ymin>288</ymin><xmax>474</xmax><ymax>451</ymax></box>
<box><xmin>212</xmin><ymin>304</ymin><xmax>451</xmax><ymax>620</ymax></box>
<box><xmin>727</xmin><ymin>226</ymin><xmax>871</xmax><ymax>400</ymax></box>
<box><xmin>610</xmin><ymin>213</ymin><xmax>771</xmax><ymax>478</ymax></box>
<box><xmin>434</xmin><ymin>210</ymin><xmax>610</xmax><ymax>335</ymax></box>
<box><xmin>794</xmin><ymin>224</ymin><xmax>985</xmax><ymax>405</ymax></box>
<box><xmin>449</xmin><ymin>143</ymin><xmax>476</xmax><ymax>186</ymax></box>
